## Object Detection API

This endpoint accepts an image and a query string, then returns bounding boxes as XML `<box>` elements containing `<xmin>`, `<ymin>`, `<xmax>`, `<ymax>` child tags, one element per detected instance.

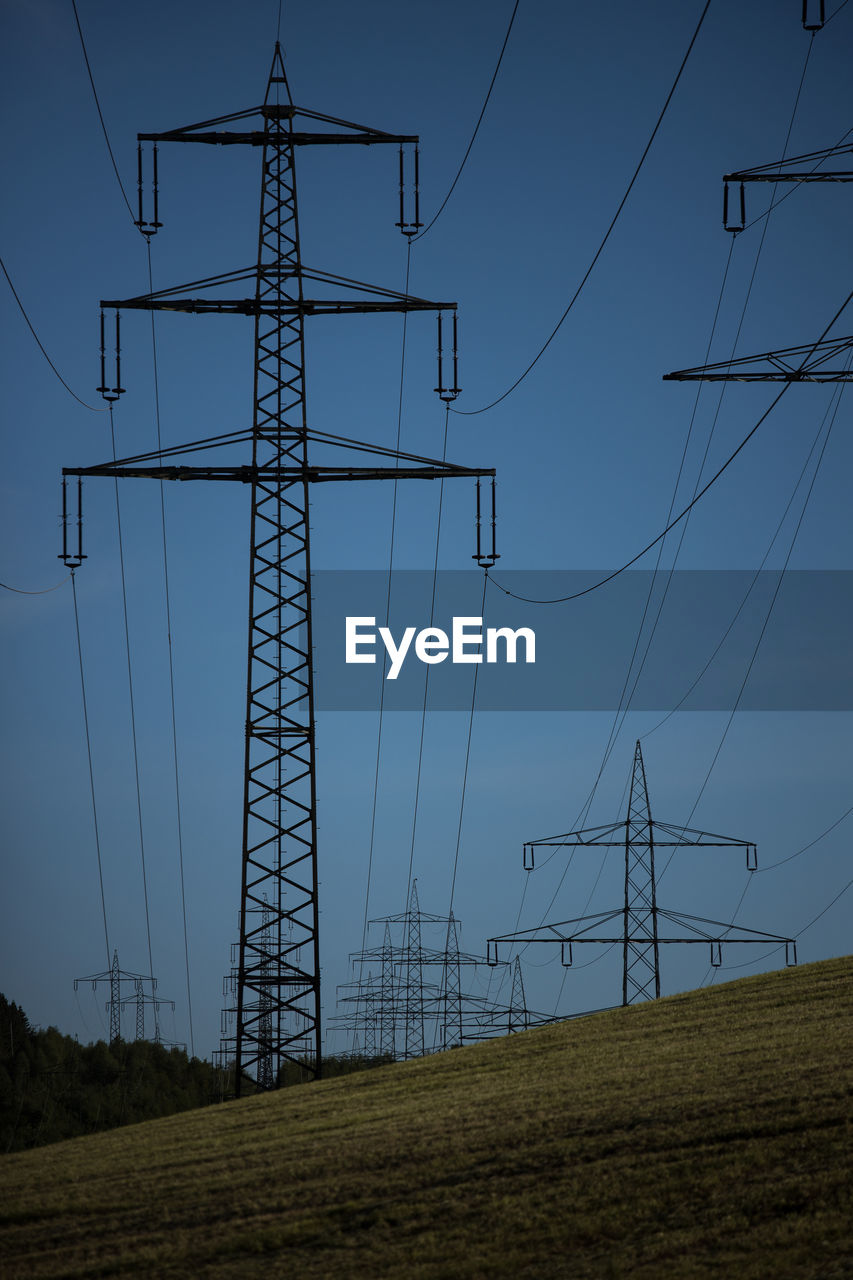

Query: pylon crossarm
<box><xmin>63</xmin><ymin>427</ymin><xmax>486</xmax><ymax>473</ymax></box>
<box><xmin>102</xmin><ymin>297</ymin><xmax>454</xmax><ymax>317</ymax></box>
<box><xmin>664</xmin><ymin>336</ymin><xmax>853</xmax><ymax>382</ymax></box>
<box><xmin>655</xmin><ymin>908</ymin><xmax>795</xmax><ymax>945</ymax></box>
<box><xmin>139</xmin><ymin>106</ymin><xmax>418</xmax><ymax>148</ymax></box>
<box><xmin>101</xmin><ymin>266</ymin><xmax>453</xmax><ymax>311</ymax></box>
<box><xmin>64</xmin><ymin>464</ymin><xmax>493</xmax><ymax>484</ymax></box>
<box><xmin>647</xmin><ymin>821</ymin><xmax>756</xmax><ymax>856</ymax></box>
<box><xmin>525</xmin><ymin>820</ymin><xmax>626</xmax><ymax>848</ymax></box>
<box><xmin>724</xmin><ymin>143</ymin><xmax>853</xmax><ymax>182</ymax></box>
<box><xmin>488</xmin><ymin>908</ymin><xmax>625</xmax><ymax>952</ymax></box>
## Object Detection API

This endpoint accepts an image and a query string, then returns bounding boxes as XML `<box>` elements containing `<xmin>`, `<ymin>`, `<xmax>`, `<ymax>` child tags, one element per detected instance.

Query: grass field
<box><xmin>0</xmin><ymin>956</ymin><xmax>850</xmax><ymax>1278</ymax></box>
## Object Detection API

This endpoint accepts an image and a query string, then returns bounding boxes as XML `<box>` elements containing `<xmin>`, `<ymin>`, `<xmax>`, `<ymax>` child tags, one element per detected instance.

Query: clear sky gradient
<box><xmin>1</xmin><ymin>0</ymin><xmax>851</xmax><ymax>1057</ymax></box>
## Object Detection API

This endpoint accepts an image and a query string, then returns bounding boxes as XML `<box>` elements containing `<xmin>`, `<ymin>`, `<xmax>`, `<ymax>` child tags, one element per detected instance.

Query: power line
<box><xmin>108</xmin><ymin>403</ymin><xmax>160</xmax><ymax>1040</ymax></box>
<box><xmin>1</xmin><ymin>254</ymin><xmax>105</xmax><ymax>412</ymax></box>
<box><xmin>1</xmin><ymin>576</ymin><xmax>69</xmax><ymax>595</ymax></box>
<box><xmin>405</xmin><ymin>407</ymin><xmax>451</xmax><ymax>913</ymax></box>
<box><xmin>70</xmin><ymin>569</ymin><xmax>111</xmax><ymax>969</ymax></box>
<box><xmin>484</xmin><ymin>280</ymin><xmax>853</xmax><ymax>607</ymax></box>
<box><xmin>414</xmin><ymin>0</ymin><xmax>521</xmax><ymax>240</ymax></box>
<box><xmin>446</xmin><ymin>571</ymin><xmax>488</xmax><ymax>921</ymax></box>
<box><xmin>452</xmin><ymin>0</ymin><xmax>713</xmax><ymax>416</ymax></box>
<box><xmin>144</xmin><ymin>238</ymin><xmax>195</xmax><ymax>1058</ymax></box>
<box><xmin>357</xmin><ymin>240</ymin><xmax>415</xmax><ymax>1036</ymax></box>
<box><xmin>758</xmin><ymin>801</ymin><xmax>853</xmax><ymax>872</ymax></box>
<box><xmin>70</xmin><ymin>0</ymin><xmax>136</xmax><ymax>225</ymax></box>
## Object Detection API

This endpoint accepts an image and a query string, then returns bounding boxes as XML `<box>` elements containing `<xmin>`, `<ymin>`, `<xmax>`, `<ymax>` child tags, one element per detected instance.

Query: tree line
<box><xmin>0</xmin><ymin>993</ymin><xmax>393</xmax><ymax>1153</ymax></box>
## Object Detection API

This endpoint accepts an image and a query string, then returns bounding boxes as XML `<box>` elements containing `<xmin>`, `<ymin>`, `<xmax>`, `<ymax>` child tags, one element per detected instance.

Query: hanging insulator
<box><xmin>473</xmin><ymin>477</ymin><xmax>499</xmax><ymax>568</ymax></box>
<box><xmin>396</xmin><ymin>145</ymin><xmax>424</xmax><ymax>237</ymax></box>
<box><xmin>486</xmin><ymin>939</ymin><xmax>499</xmax><ymax>967</ymax></box>
<box><xmin>710</xmin><ymin>940</ymin><xmax>722</xmax><ymax>968</ymax></box>
<box><xmin>59</xmin><ymin>476</ymin><xmax>86</xmax><ymax>569</ymax></box>
<box><xmin>113</xmin><ymin>311</ymin><xmax>126</xmax><ymax>399</ymax></box>
<box><xmin>435</xmin><ymin>311</ymin><xmax>461</xmax><ymax>402</ymax></box>
<box><xmin>396</xmin><ymin>145</ymin><xmax>405</xmax><ymax>232</ymax></box>
<box><xmin>487</xmin><ymin>475</ymin><xmax>498</xmax><ymax>564</ymax></box>
<box><xmin>786</xmin><ymin>940</ymin><xmax>798</xmax><ymax>967</ymax></box>
<box><xmin>97</xmin><ymin>311</ymin><xmax>126</xmax><ymax>401</ymax></box>
<box><xmin>802</xmin><ymin>0</ymin><xmax>825</xmax><ymax>30</ymax></box>
<box><xmin>450</xmin><ymin>310</ymin><xmax>460</xmax><ymax>397</ymax></box>
<box><xmin>472</xmin><ymin>477</ymin><xmax>482</xmax><ymax>562</ymax></box>
<box><xmin>413</xmin><ymin>146</ymin><xmax>422</xmax><ymax>231</ymax></box>
<box><xmin>135</xmin><ymin>143</ymin><xmax>163</xmax><ymax>235</ymax></box>
<box><xmin>97</xmin><ymin>310</ymin><xmax>108</xmax><ymax>397</ymax></box>
<box><xmin>746</xmin><ymin>844</ymin><xmax>758</xmax><ymax>871</ymax></box>
<box><xmin>523</xmin><ymin>843</ymin><xmax>535</xmax><ymax>871</ymax></box>
<box><xmin>722</xmin><ymin>180</ymin><xmax>746</xmax><ymax>234</ymax></box>
<box><xmin>561</xmin><ymin>940</ymin><xmax>573</xmax><ymax>968</ymax></box>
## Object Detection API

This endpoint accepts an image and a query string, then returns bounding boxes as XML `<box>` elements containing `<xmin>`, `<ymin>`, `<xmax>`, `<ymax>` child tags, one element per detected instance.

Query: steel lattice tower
<box><xmin>64</xmin><ymin>45</ymin><xmax>495</xmax><ymax>1094</ymax></box>
<box><xmin>488</xmin><ymin>741</ymin><xmax>797</xmax><ymax>1003</ymax></box>
<box><xmin>74</xmin><ymin>951</ymin><xmax>168</xmax><ymax>1045</ymax></box>
<box><xmin>623</xmin><ymin>741</ymin><xmax>659</xmax><ymax>1004</ymax></box>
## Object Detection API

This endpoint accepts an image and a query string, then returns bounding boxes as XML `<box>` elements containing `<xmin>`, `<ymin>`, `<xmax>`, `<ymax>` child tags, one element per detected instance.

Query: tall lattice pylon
<box><xmin>488</xmin><ymin>741</ymin><xmax>797</xmax><ymax>1004</ymax></box>
<box><xmin>64</xmin><ymin>45</ymin><xmax>494</xmax><ymax>1094</ymax></box>
<box><xmin>623</xmin><ymin>741</ymin><xmax>659</xmax><ymax>1004</ymax></box>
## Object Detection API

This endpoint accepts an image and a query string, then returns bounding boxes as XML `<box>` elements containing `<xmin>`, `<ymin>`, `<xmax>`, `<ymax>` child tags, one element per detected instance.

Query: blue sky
<box><xmin>1</xmin><ymin>0</ymin><xmax>851</xmax><ymax>1057</ymax></box>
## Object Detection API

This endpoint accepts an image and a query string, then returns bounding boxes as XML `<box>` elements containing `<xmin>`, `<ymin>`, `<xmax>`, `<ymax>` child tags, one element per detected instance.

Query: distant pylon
<box><xmin>119</xmin><ymin>977</ymin><xmax>175</xmax><ymax>1043</ymax></box>
<box><xmin>405</xmin><ymin>881</ymin><xmax>425</xmax><ymax>1059</ymax></box>
<box><xmin>508</xmin><ymin>958</ymin><xmax>529</xmax><ymax>1034</ymax></box>
<box><xmin>488</xmin><ymin>742</ymin><xmax>798</xmax><ymax>1004</ymax></box>
<box><xmin>379</xmin><ymin>923</ymin><xmax>396</xmax><ymax>1060</ymax></box>
<box><xmin>74</xmin><ymin>951</ymin><xmax>169</xmax><ymax>1045</ymax></box>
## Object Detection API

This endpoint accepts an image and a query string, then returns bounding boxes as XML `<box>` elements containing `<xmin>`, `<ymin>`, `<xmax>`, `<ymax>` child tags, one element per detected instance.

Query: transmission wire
<box><xmin>414</xmin><ymin>0</ymin><xmax>521</xmax><ymax>240</ymax></box>
<box><xmin>70</xmin><ymin>0</ymin><xmax>135</xmax><ymax>223</ymax></box>
<box><xmin>1</xmin><ymin>577</ymin><xmax>70</xmax><ymax>595</ymax></box>
<box><xmin>452</xmin><ymin>0</ymin><xmax>713</xmax><ymax>416</ymax></box>
<box><xmin>71</xmin><ymin>569</ymin><xmax>111</xmax><ymax>969</ymax></box>
<box><xmin>405</xmin><ymin>406</ymin><xmax>451</xmax><ymax>914</ymax></box>
<box><xmin>109</xmin><ymin>403</ymin><xmax>160</xmax><ymax>1039</ymax></box>
<box><xmin>446</xmin><ymin>571</ymin><xmax>488</xmax><ymax>922</ymax></box>
<box><xmin>580</xmin><ymin>27</ymin><xmax>817</xmax><ymax>813</ymax></box>
<box><xmin>145</xmin><ymin>238</ymin><xmax>195</xmax><ymax>1057</ymax></box>
<box><xmin>1</xmin><ymin>254</ymin><xmax>105</xmax><ymax>412</ymax></box>
<box><xmin>353</xmin><ymin>239</ymin><xmax>414</xmax><ymax>1052</ymax></box>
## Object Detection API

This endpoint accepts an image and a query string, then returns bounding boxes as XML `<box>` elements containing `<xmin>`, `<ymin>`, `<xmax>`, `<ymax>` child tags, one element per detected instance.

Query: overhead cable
<box><xmin>452</xmin><ymin>0</ymin><xmax>713</xmax><ymax>416</ymax></box>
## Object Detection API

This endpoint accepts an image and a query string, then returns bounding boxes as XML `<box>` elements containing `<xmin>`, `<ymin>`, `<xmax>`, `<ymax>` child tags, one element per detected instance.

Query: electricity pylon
<box><xmin>664</xmin><ymin>138</ymin><xmax>852</xmax><ymax>383</ymax></box>
<box><xmin>487</xmin><ymin>742</ymin><xmax>797</xmax><ymax>1005</ymax></box>
<box><xmin>62</xmin><ymin>45</ymin><xmax>495</xmax><ymax>1094</ymax></box>
<box><xmin>339</xmin><ymin>883</ymin><xmax>525</xmax><ymax>1056</ymax></box>
<box><xmin>119</xmin><ymin>979</ymin><xmax>176</xmax><ymax>1044</ymax></box>
<box><xmin>74</xmin><ymin>951</ymin><xmax>161</xmax><ymax>1044</ymax></box>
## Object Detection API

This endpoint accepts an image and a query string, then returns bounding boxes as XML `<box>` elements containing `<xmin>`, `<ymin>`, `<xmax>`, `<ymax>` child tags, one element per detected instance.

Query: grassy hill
<box><xmin>0</xmin><ymin>956</ymin><xmax>850</xmax><ymax>1278</ymax></box>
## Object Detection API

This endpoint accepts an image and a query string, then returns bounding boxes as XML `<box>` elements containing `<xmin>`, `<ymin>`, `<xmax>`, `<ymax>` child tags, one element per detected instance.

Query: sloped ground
<box><xmin>1</xmin><ymin>956</ymin><xmax>850</xmax><ymax>1278</ymax></box>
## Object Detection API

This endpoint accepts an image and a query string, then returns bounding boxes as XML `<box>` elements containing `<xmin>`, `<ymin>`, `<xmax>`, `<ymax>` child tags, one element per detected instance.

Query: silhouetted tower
<box><xmin>488</xmin><ymin>742</ymin><xmax>797</xmax><ymax>1003</ymax></box>
<box><xmin>623</xmin><ymin>741</ymin><xmax>659</xmax><ymax>1003</ymax></box>
<box><xmin>507</xmin><ymin>957</ymin><xmax>529</xmax><ymax>1034</ymax></box>
<box><xmin>119</xmin><ymin>979</ymin><xmax>176</xmax><ymax>1043</ymax></box>
<box><xmin>256</xmin><ymin>897</ymin><xmax>275</xmax><ymax>1090</ymax></box>
<box><xmin>379</xmin><ymin>923</ymin><xmax>396</xmax><ymax>1060</ymax></box>
<box><xmin>441</xmin><ymin>914</ymin><xmax>463</xmax><ymax>1050</ymax></box>
<box><xmin>405</xmin><ymin>881</ymin><xmax>426</xmax><ymax>1059</ymax></box>
<box><xmin>74</xmin><ymin>951</ymin><xmax>159</xmax><ymax>1045</ymax></box>
<box><xmin>62</xmin><ymin>44</ymin><xmax>495</xmax><ymax>1095</ymax></box>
